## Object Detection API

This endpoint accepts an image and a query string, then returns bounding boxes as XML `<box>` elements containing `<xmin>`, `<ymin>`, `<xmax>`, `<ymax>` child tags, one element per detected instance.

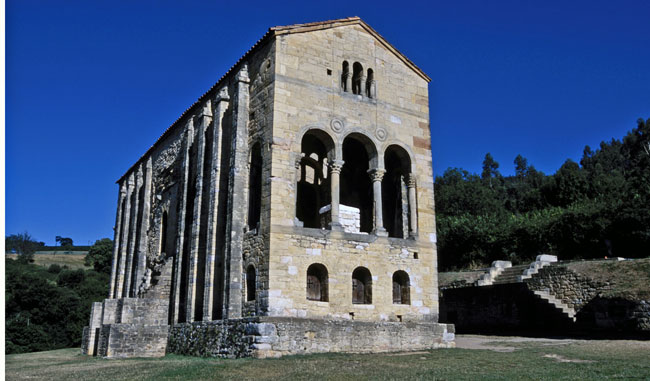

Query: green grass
<box><xmin>6</xmin><ymin>338</ymin><xmax>650</xmax><ymax>380</ymax></box>
<box><xmin>6</xmin><ymin>253</ymin><xmax>91</xmax><ymax>270</ymax></box>
<box><xmin>438</xmin><ymin>270</ymin><xmax>485</xmax><ymax>288</ymax></box>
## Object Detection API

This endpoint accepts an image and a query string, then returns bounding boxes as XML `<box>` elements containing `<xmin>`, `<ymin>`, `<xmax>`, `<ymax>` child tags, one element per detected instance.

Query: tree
<box><xmin>481</xmin><ymin>153</ymin><xmax>501</xmax><ymax>188</ymax></box>
<box><xmin>5</xmin><ymin>232</ymin><xmax>40</xmax><ymax>263</ymax></box>
<box><xmin>514</xmin><ymin>154</ymin><xmax>528</xmax><ymax>178</ymax></box>
<box><xmin>59</xmin><ymin>237</ymin><xmax>73</xmax><ymax>247</ymax></box>
<box><xmin>84</xmin><ymin>238</ymin><xmax>114</xmax><ymax>274</ymax></box>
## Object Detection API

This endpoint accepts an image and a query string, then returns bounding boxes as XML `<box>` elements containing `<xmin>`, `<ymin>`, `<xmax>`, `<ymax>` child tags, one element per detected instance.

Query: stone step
<box><xmin>532</xmin><ymin>290</ymin><xmax>576</xmax><ymax>321</ymax></box>
<box><xmin>491</xmin><ymin>265</ymin><xmax>529</xmax><ymax>284</ymax></box>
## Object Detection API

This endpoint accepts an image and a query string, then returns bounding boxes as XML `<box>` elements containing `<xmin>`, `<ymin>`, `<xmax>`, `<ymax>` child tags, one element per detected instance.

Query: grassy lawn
<box><xmin>6</xmin><ymin>336</ymin><xmax>650</xmax><ymax>380</ymax></box>
<box><xmin>6</xmin><ymin>253</ymin><xmax>90</xmax><ymax>270</ymax></box>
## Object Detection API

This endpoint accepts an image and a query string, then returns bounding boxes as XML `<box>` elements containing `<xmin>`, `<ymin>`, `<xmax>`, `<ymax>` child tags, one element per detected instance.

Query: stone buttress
<box><xmin>82</xmin><ymin>17</ymin><xmax>454</xmax><ymax>359</ymax></box>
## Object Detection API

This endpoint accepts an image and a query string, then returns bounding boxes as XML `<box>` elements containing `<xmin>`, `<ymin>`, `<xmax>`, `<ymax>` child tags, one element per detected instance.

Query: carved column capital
<box><xmin>216</xmin><ymin>87</ymin><xmax>230</xmax><ymax>102</ymax></box>
<box><xmin>236</xmin><ymin>64</ymin><xmax>250</xmax><ymax>83</ymax></box>
<box><xmin>367</xmin><ymin>168</ymin><xmax>386</xmax><ymax>182</ymax></box>
<box><xmin>329</xmin><ymin>160</ymin><xmax>345</xmax><ymax>174</ymax></box>
<box><xmin>405</xmin><ymin>174</ymin><xmax>417</xmax><ymax>188</ymax></box>
<box><xmin>201</xmin><ymin>100</ymin><xmax>212</xmax><ymax>118</ymax></box>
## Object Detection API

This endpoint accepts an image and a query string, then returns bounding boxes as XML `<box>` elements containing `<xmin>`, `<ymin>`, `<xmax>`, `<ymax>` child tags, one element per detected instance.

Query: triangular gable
<box><xmin>117</xmin><ymin>17</ymin><xmax>427</xmax><ymax>183</ymax></box>
<box><xmin>271</xmin><ymin>17</ymin><xmax>430</xmax><ymax>82</ymax></box>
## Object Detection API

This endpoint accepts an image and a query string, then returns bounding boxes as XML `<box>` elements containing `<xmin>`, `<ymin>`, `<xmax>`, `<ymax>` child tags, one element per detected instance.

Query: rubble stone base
<box><xmin>168</xmin><ymin>317</ymin><xmax>455</xmax><ymax>358</ymax></box>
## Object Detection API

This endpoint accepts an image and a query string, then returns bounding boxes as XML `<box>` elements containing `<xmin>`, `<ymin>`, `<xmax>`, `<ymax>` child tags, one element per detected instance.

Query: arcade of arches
<box><xmin>296</xmin><ymin>130</ymin><xmax>418</xmax><ymax>238</ymax></box>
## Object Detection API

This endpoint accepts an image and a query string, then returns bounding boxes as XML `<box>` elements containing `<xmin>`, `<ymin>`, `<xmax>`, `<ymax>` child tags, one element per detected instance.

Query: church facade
<box><xmin>82</xmin><ymin>17</ymin><xmax>454</xmax><ymax>358</ymax></box>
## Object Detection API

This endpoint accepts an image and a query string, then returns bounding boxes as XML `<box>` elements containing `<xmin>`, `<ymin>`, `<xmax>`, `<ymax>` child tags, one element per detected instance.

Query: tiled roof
<box><xmin>117</xmin><ymin>17</ymin><xmax>429</xmax><ymax>183</ymax></box>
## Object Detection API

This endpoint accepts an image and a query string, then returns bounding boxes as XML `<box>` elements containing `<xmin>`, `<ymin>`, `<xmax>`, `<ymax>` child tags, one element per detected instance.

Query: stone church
<box><xmin>82</xmin><ymin>17</ymin><xmax>454</xmax><ymax>358</ymax></box>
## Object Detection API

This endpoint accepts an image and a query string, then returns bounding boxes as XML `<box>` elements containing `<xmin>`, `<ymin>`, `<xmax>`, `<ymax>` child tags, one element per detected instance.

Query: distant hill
<box><xmin>41</xmin><ymin>246</ymin><xmax>91</xmax><ymax>252</ymax></box>
<box><xmin>6</xmin><ymin>252</ymin><xmax>90</xmax><ymax>270</ymax></box>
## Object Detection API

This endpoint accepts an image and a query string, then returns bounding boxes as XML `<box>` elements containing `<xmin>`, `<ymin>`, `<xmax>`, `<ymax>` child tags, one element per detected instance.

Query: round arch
<box><xmin>341</xmin><ymin>130</ymin><xmax>379</xmax><ymax>169</ymax></box>
<box><xmin>382</xmin><ymin>140</ymin><xmax>416</xmax><ymax>173</ymax></box>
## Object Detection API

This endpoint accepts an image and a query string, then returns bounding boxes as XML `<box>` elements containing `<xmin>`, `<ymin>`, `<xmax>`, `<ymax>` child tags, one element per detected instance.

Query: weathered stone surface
<box><xmin>82</xmin><ymin>17</ymin><xmax>451</xmax><ymax>358</ymax></box>
<box><xmin>168</xmin><ymin>317</ymin><xmax>454</xmax><ymax>358</ymax></box>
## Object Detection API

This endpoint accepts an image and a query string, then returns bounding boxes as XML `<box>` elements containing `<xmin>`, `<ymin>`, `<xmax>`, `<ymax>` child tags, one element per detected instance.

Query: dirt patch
<box><xmin>387</xmin><ymin>351</ymin><xmax>430</xmax><ymax>356</ymax></box>
<box><xmin>455</xmin><ymin>335</ymin><xmax>576</xmax><ymax>352</ymax></box>
<box><xmin>543</xmin><ymin>354</ymin><xmax>595</xmax><ymax>363</ymax></box>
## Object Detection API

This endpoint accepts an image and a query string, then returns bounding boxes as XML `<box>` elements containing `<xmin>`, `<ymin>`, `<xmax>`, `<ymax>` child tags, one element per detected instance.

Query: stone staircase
<box><xmin>491</xmin><ymin>265</ymin><xmax>530</xmax><ymax>285</ymax></box>
<box><xmin>532</xmin><ymin>290</ymin><xmax>577</xmax><ymax>322</ymax></box>
<box><xmin>482</xmin><ymin>255</ymin><xmax>576</xmax><ymax>324</ymax></box>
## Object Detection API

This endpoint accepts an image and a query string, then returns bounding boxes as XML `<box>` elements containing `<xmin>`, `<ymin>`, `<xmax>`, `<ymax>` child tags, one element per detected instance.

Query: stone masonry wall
<box><xmin>578</xmin><ymin>297</ymin><xmax>650</xmax><ymax>333</ymax></box>
<box><xmin>268</xmin><ymin>226</ymin><xmax>431</xmax><ymax>321</ymax></box>
<box><xmin>98</xmin><ymin>324</ymin><xmax>169</xmax><ymax>358</ymax></box>
<box><xmin>439</xmin><ymin>284</ymin><xmax>573</xmax><ymax>333</ymax></box>
<box><xmin>267</xmin><ymin>24</ymin><xmax>439</xmax><ymax>323</ymax></box>
<box><xmin>168</xmin><ymin>317</ymin><xmax>454</xmax><ymax>358</ymax></box>
<box><xmin>525</xmin><ymin>265</ymin><xmax>609</xmax><ymax>310</ymax></box>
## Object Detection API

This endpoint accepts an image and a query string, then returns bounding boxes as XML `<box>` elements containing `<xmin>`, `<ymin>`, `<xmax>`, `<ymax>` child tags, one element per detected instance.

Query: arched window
<box><xmin>352</xmin><ymin>62</ymin><xmax>363</xmax><ymax>95</ymax></box>
<box><xmin>247</xmin><ymin>142</ymin><xmax>263</xmax><ymax>232</ymax></box>
<box><xmin>341</xmin><ymin>61</ymin><xmax>349</xmax><ymax>92</ymax></box>
<box><xmin>306</xmin><ymin>263</ymin><xmax>328</xmax><ymax>302</ymax></box>
<box><xmin>366</xmin><ymin>68</ymin><xmax>374</xmax><ymax>98</ymax></box>
<box><xmin>383</xmin><ymin>145</ymin><xmax>413</xmax><ymax>238</ymax></box>
<box><xmin>246</xmin><ymin>265</ymin><xmax>256</xmax><ymax>301</ymax></box>
<box><xmin>297</xmin><ymin>130</ymin><xmax>334</xmax><ymax>229</ymax></box>
<box><xmin>352</xmin><ymin>267</ymin><xmax>372</xmax><ymax>304</ymax></box>
<box><xmin>341</xmin><ymin>134</ymin><xmax>377</xmax><ymax>233</ymax></box>
<box><xmin>392</xmin><ymin>270</ymin><xmax>410</xmax><ymax>304</ymax></box>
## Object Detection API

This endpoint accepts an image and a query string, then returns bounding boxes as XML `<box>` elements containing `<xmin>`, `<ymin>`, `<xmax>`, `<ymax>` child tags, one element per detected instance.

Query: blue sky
<box><xmin>6</xmin><ymin>0</ymin><xmax>650</xmax><ymax>245</ymax></box>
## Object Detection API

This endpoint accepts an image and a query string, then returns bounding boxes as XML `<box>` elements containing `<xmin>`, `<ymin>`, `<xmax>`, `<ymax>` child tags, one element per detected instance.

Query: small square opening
<box><xmin>326</xmin><ymin>68</ymin><xmax>332</xmax><ymax>75</ymax></box>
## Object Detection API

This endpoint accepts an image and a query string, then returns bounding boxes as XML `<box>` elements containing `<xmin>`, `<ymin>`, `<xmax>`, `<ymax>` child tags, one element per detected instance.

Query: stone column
<box><xmin>109</xmin><ymin>186</ymin><xmax>126</xmax><ymax>299</ymax></box>
<box><xmin>116</xmin><ymin>174</ymin><xmax>134</xmax><ymax>298</ymax></box>
<box><xmin>203</xmin><ymin>87</ymin><xmax>229</xmax><ymax>321</ymax></box>
<box><xmin>360</xmin><ymin>74</ymin><xmax>367</xmax><ymax>97</ymax></box>
<box><xmin>187</xmin><ymin>102</ymin><xmax>212</xmax><ymax>322</ymax></box>
<box><xmin>370</xmin><ymin>80</ymin><xmax>377</xmax><ymax>99</ymax></box>
<box><xmin>223</xmin><ymin>65</ymin><xmax>250</xmax><ymax>319</ymax></box>
<box><xmin>344</xmin><ymin>72</ymin><xmax>352</xmax><ymax>93</ymax></box>
<box><xmin>406</xmin><ymin>174</ymin><xmax>418</xmax><ymax>237</ymax></box>
<box><xmin>134</xmin><ymin>158</ymin><xmax>153</xmax><ymax>296</ymax></box>
<box><xmin>123</xmin><ymin>168</ymin><xmax>142</xmax><ymax>297</ymax></box>
<box><xmin>171</xmin><ymin>119</ymin><xmax>194</xmax><ymax>324</ymax></box>
<box><xmin>367</xmin><ymin>168</ymin><xmax>387</xmax><ymax>236</ymax></box>
<box><xmin>328</xmin><ymin>160</ymin><xmax>344</xmax><ymax>231</ymax></box>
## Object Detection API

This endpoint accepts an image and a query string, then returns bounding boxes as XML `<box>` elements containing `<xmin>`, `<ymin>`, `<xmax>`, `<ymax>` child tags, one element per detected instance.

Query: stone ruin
<box><xmin>82</xmin><ymin>17</ymin><xmax>455</xmax><ymax>358</ymax></box>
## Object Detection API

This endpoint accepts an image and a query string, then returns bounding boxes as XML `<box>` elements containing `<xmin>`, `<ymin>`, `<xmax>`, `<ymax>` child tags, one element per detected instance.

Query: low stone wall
<box><xmin>81</xmin><ymin>327</ymin><xmax>90</xmax><ymax>354</ymax></box>
<box><xmin>440</xmin><ymin>284</ymin><xmax>572</xmax><ymax>333</ymax></box>
<box><xmin>98</xmin><ymin>324</ymin><xmax>169</xmax><ymax>358</ymax></box>
<box><xmin>579</xmin><ymin>297</ymin><xmax>650</xmax><ymax>333</ymax></box>
<box><xmin>525</xmin><ymin>265</ymin><xmax>608</xmax><ymax>310</ymax></box>
<box><xmin>440</xmin><ymin>263</ymin><xmax>650</xmax><ymax>335</ymax></box>
<box><xmin>168</xmin><ymin>319</ymin><xmax>255</xmax><ymax>358</ymax></box>
<box><xmin>168</xmin><ymin>317</ymin><xmax>454</xmax><ymax>358</ymax></box>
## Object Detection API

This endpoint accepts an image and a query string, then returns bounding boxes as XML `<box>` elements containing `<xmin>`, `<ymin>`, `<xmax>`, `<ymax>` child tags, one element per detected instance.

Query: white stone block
<box><xmin>536</xmin><ymin>254</ymin><xmax>558</xmax><ymax>263</ymax></box>
<box><xmin>491</xmin><ymin>260</ymin><xmax>512</xmax><ymax>269</ymax></box>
